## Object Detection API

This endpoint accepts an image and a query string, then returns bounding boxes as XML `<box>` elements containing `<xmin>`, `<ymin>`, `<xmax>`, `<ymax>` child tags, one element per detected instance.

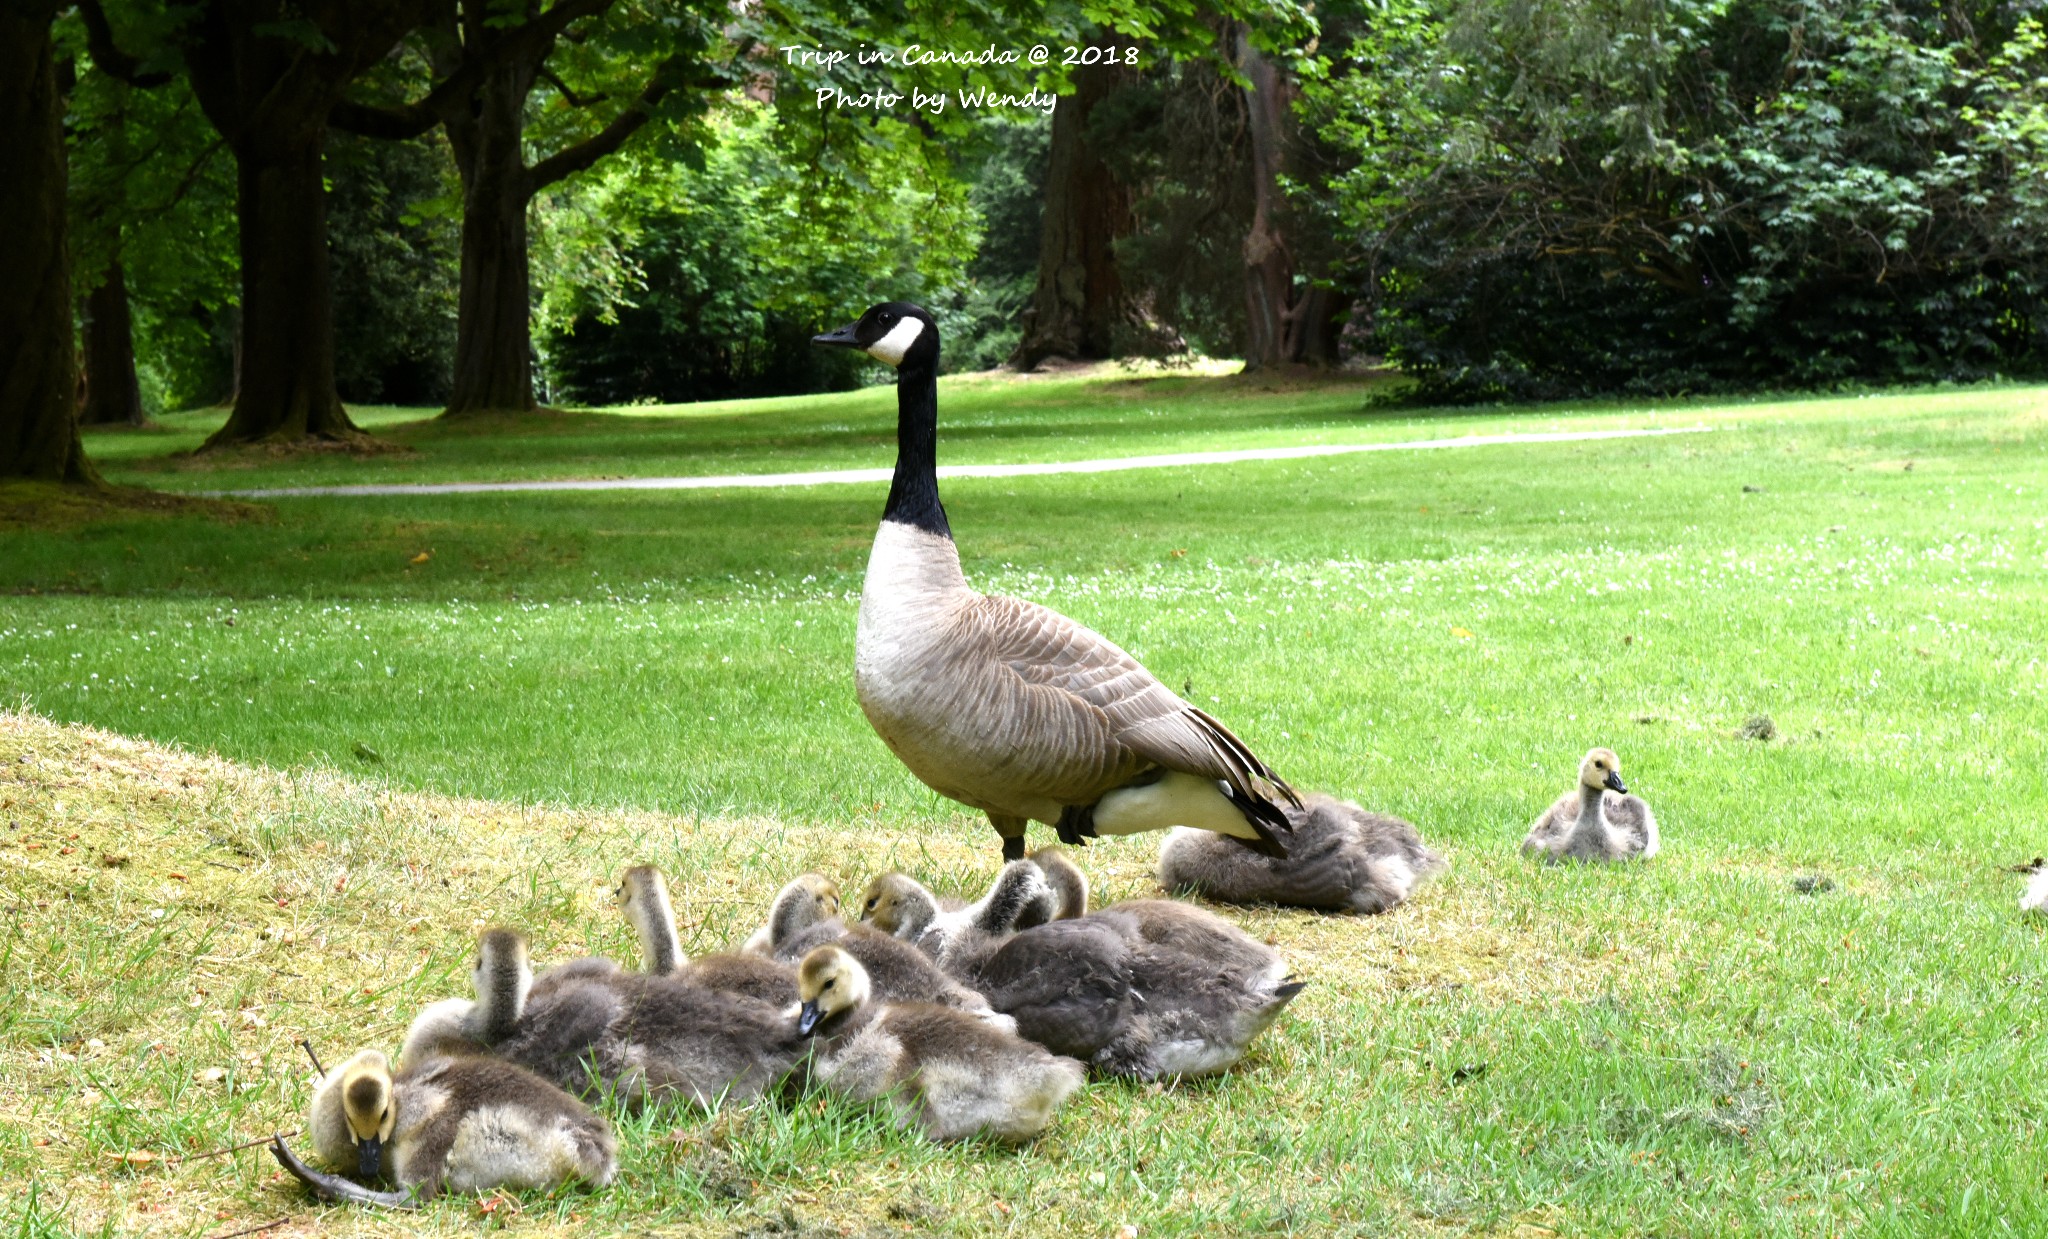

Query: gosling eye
<box><xmin>822</xmin><ymin>979</ymin><xmax>836</xmax><ymax>990</ymax></box>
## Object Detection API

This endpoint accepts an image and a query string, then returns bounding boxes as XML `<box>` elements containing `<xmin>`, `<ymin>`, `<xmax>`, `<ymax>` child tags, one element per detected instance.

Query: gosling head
<box><xmin>860</xmin><ymin>872</ymin><xmax>938</xmax><ymax>937</ymax></box>
<box><xmin>1579</xmin><ymin>748</ymin><xmax>1628</xmax><ymax>795</ymax></box>
<box><xmin>1029</xmin><ymin>846</ymin><xmax>1090</xmax><ymax>920</ymax></box>
<box><xmin>471</xmin><ymin>926</ymin><xmax>532</xmax><ymax>1037</ymax></box>
<box><xmin>795</xmin><ymin>945</ymin><xmax>871</xmax><ymax>1037</ymax></box>
<box><xmin>334</xmin><ymin>1050</ymin><xmax>397</xmax><ymax>1180</ymax></box>
<box><xmin>768</xmin><ymin>874</ymin><xmax>841</xmax><ymax>950</ymax></box>
<box><xmin>810</xmin><ymin>302</ymin><xmax>939</xmax><ymax>371</ymax></box>
<box><xmin>616</xmin><ymin>865</ymin><xmax>682</xmax><ymax>974</ymax></box>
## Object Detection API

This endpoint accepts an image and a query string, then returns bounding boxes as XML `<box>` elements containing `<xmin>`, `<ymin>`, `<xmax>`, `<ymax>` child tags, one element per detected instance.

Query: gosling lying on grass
<box><xmin>405</xmin><ymin>926</ymin><xmax>805</xmax><ymax>1110</ymax></box>
<box><xmin>1522</xmin><ymin>747</ymin><xmax>1660</xmax><ymax>862</ymax></box>
<box><xmin>276</xmin><ymin>1048</ymin><xmax>615</xmax><ymax>1207</ymax></box>
<box><xmin>619</xmin><ymin>864</ymin><xmax>796</xmax><ymax>1005</ymax></box>
<box><xmin>864</xmin><ymin>861</ymin><xmax>1304</xmax><ymax>1079</ymax></box>
<box><xmin>1158</xmin><ymin>793</ymin><xmax>1444</xmax><ymax>914</ymax></box>
<box><xmin>794</xmin><ymin>945</ymin><xmax>1085</xmax><ymax>1143</ymax></box>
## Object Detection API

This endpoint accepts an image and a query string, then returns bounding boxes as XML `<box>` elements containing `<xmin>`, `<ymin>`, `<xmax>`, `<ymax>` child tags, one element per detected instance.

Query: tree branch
<box><xmin>330</xmin><ymin>0</ymin><xmax>620</xmax><ymax>138</ymax></box>
<box><xmin>77</xmin><ymin>0</ymin><xmax>172</xmax><ymax>87</ymax></box>
<box><xmin>539</xmin><ymin>66</ymin><xmax>605</xmax><ymax>108</ymax></box>
<box><xmin>527</xmin><ymin>58</ymin><xmax>678</xmax><ymax>190</ymax></box>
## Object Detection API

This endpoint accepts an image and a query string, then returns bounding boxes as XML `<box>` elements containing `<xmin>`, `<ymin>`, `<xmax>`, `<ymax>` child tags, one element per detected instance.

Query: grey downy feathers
<box><xmin>1159</xmin><ymin>792</ymin><xmax>1445</xmax><ymax>914</ymax></box>
<box><xmin>1522</xmin><ymin>747</ymin><xmax>1660</xmax><ymax>862</ymax></box>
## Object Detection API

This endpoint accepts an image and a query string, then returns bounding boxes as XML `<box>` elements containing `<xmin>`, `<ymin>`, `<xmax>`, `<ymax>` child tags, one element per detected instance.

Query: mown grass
<box><xmin>3</xmin><ymin>374</ymin><xmax>2048</xmax><ymax>1236</ymax></box>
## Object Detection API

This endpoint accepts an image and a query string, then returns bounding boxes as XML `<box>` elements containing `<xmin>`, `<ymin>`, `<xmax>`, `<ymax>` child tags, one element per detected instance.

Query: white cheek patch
<box><xmin>866</xmin><ymin>317</ymin><xmax>925</xmax><ymax>366</ymax></box>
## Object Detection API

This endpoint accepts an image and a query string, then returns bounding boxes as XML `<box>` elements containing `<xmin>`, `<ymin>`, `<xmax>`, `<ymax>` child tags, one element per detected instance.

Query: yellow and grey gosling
<box><xmin>740</xmin><ymin>874</ymin><xmax>841</xmax><ymax>958</ymax></box>
<box><xmin>859</xmin><ymin>860</ymin><xmax>1056</xmax><ymax>965</ymax></box>
<box><xmin>277</xmin><ymin>1048</ymin><xmax>613</xmax><ymax>1207</ymax></box>
<box><xmin>812</xmin><ymin>301</ymin><xmax>1298</xmax><ymax>863</ymax></box>
<box><xmin>1159</xmin><ymin>793</ymin><xmax>1444</xmax><ymax>914</ymax></box>
<box><xmin>755</xmin><ymin>871</ymin><xmax>1010</xmax><ymax>1022</ymax></box>
<box><xmin>1522</xmin><ymin>748</ymin><xmax>1660</xmax><ymax>862</ymax></box>
<box><xmin>794</xmin><ymin>945</ymin><xmax>1085</xmax><ymax>1143</ymax></box>
<box><xmin>618</xmin><ymin>865</ymin><xmax>795</xmax><ymax>1006</ymax></box>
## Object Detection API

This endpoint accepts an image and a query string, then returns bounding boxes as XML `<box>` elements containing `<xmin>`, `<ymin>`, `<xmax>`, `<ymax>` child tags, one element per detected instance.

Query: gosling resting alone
<box><xmin>1522</xmin><ymin>748</ymin><xmax>1660</xmax><ymax>862</ymax></box>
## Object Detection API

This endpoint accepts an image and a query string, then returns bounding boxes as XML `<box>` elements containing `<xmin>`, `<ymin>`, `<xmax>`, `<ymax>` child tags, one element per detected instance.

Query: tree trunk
<box><xmin>443</xmin><ymin>60</ymin><xmax>539</xmax><ymax>417</ymax></box>
<box><xmin>1010</xmin><ymin>36</ymin><xmax>1138</xmax><ymax>369</ymax></box>
<box><xmin>80</xmin><ymin>261</ymin><xmax>147</xmax><ymax>426</ymax></box>
<box><xmin>1236</xmin><ymin>28</ymin><xmax>1347</xmax><ymax>371</ymax></box>
<box><xmin>201</xmin><ymin>134</ymin><xmax>362</xmax><ymax>445</ymax></box>
<box><xmin>0</xmin><ymin>1</ymin><xmax>97</xmax><ymax>483</ymax></box>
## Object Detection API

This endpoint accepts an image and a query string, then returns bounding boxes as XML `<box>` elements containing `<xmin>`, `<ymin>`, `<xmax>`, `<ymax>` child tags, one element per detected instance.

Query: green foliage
<box><xmin>928</xmin><ymin>114</ymin><xmax>1049</xmax><ymax>371</ymax></box>
<box><xmin>1306</xmin><ymin>0</ymin><xmax>2048</xmax><ymax>399</ymax></box>
<box><xmin>62</xmin><ymin>18</ymin><xmax>237</xmax><ymax>415</ymax></box>
<box><xmin>539</xmin><ymin>102</ymin><xmax>979</xmax><ymax>402</ymax></box>
<box><xmin>324</xmin><ymin>131</ymin><xmax>461</xmax><ymax>405</ymax></box>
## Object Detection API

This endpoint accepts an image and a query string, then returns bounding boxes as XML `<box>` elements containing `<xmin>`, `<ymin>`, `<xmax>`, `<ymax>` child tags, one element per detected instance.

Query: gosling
<box><xmin>1159</xmin><ymin>793</ymin><xmax>1444</xmax><ymax>914</ymax></box>
<box><xmin>1522</xmin><ymin>747</ymin><xmax>1660</xmax><ymax>862</ymax></box>
<box><xmin>281</xmin><ymin>1048</ymin><xmax>614</xmax><ymax>1206</ymax></box>
<box><xmin>860</xmin><ymin>860</ymin><xmax>1056</xmax><ymax>966</ymax></box>
<box><xmin>755</xmin><ymin>872</ymin><xmax>1007</xmax><ymax>1021</ymax></box>
<box><xmin>2022</xmin><ymin>864</ymin><xmax>2048</xmax><ymax>916</ymax></box>
<box><xmin>619</xmin><ymin>864</ymin><xmax>795</xmax><ymax>1005</ymax></box>
<box><xmin>398</xmin><ymin>926</ymin><xmax>533</xmax><ymax>1066</ymax></box>
<box><xmin>795</xmin><ymin>945</ymin><xmax>1085</xmax><ymax>1143</ymax></box>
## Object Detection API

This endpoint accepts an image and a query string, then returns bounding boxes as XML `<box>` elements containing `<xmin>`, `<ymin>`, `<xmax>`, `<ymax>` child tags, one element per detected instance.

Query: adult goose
<box><xmin>813</xmin><ymin>302</ymin><xmax>1298</xmax><ymax>861</ymax></box>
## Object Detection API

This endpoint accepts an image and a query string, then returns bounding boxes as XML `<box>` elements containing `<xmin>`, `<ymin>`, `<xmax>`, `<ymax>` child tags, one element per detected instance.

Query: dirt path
<box><xmin>215</xmin><ymin>426</ymin><xmax>1708</xmax><ymax>499</ymax></box>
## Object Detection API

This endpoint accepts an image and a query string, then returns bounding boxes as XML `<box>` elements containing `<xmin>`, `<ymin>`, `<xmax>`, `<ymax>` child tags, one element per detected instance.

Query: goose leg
<box><xmin>990</xmin><ymin>814</ymin><xmax>1029</xmax><ymax>862</ymax></box>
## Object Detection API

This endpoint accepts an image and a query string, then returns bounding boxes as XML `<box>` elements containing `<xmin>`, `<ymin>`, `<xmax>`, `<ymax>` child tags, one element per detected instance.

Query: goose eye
<box><xmin>822</xmin><ymin>979</ymin><xmax>836</xmax><ymax>990</ymax></box>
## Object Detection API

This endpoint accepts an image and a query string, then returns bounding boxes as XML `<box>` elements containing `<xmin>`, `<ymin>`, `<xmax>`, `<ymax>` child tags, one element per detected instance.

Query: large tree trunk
<box><xmin>1236</xmin><ymin>28</ymin><xmax>1343</xmax><ymax>370</ymax></box>
<box><xmin>79</xmin><ymin>262</ymin><xmax>147</xmax><ymax>426</ymax></box>
<box><xmin>1010</xmin><ymin>36</ymin><xmax>1138</xmax><ymax>369</ymax></box>
<box><xmin>443</xmin><ymin>60</ymin><xmax>539</xmax><ymax>417</ymax></box>
<box><xmin>0</xmin><ymin>1</ymin><xmax>97</xmax><ymax>483</ymax></box>
<box><xmin>203</xmin><ymin>136</ymin><xmax>360</xmax><ymax>445</ymax></box>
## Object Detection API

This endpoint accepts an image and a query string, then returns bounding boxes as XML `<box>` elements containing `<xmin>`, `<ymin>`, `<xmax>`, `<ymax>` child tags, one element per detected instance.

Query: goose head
<box><xmin>767</xmin><ymin>874</ymin><xmax>842</xmax><ymax>950</ymax></box>
<box><xmin>334</xmin><ymin>1050</ymin><xmax>397</xmax><ymax>1179</ymax></box>
<box><xmin>811</xmin><ymin>302</ymin><xmax>939</xmax><ymax>371</ymax></box>
<box><xmin>860</xmin><ymin>872</ymin><xmax>939</xmax><ymax>938</ymax></box>
<box><xmin>1579</xmin><ymin>748</ymin><xmax>1628</xmax><ymax>794</ymax></box>
<box><xmin>1029</xmin><ymin>846</ymin><xmax>1090</xmax><ymax>919</ymax></box>
<box><xmin>616</xmin><ymin>865</ymin><xmax>682</xmax><ymax>974</ymax></box>
<box><xmin>796</xmin><ymin>945</ymin><xmax>871</xmax><ymax>1036</ymax></box>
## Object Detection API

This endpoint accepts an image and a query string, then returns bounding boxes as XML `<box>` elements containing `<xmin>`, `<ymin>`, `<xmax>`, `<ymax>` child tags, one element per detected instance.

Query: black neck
<box><xmin>881</xmin><ymin>361</ymin><xmax>949</xmax><ymax>537</ymax></box>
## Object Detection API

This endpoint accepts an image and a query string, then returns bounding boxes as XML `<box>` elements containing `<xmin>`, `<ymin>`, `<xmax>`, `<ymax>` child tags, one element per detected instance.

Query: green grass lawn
<box><xmin>4</xmin><ymin>374</ymin><xmax>2048</xmax><ymax>1236</ymax></box>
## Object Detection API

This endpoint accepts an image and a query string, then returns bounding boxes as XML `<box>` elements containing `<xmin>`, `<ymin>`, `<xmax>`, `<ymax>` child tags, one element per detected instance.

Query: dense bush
<box><xmin>325</xmin><ymin>132</ymin><xmax>461</xmax><ymax>406</ymax></box>
<box><xmin>1305</xmin><ymin>0</ymin><xmax>2048</xmax><ymax>400</ymax></box>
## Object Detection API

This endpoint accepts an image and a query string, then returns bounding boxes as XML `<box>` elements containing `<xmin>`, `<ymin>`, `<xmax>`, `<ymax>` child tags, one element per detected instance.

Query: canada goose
<box><xmin>619</xmin><ymin>865</ymin><xmax>796</xmax><ymax>1005</ymax></box>
<box><xmin>794</xmin><ymin>945</ymin><xmax>1085</xmax><ymax>1142</ymax></box>
<box><xmin>860</xmin><ymin>860</ymin><xmax>1057</xmax><ymax>964</ymax></box>
<box><xmin>955</xmin><ymin>901</ymin><xmax>1304</xmax><ymax>1079</ymax></box>
<box><xmin>1159</xmin><ymin>793</ymin><xmax>1445</xmax><ymax>914</ymax></box>
<box><xmin>813</xmin><ymin>302</ymin><xmax>1299</xmax><ymax>862</ymax></box>
<box><xmin>1522</xmin><ymin>748</ymin><xmax>1660</xmax><ymax>862</ymax></box>
<box><xmin>278</xmin><ymin>1048</ymin><xmax>615</xmax><ymax>1206</ymax></box>
<box><xmin>755</xmin><ymin>872</ymin><xmax>1009</xmax><ymax>1021</ymax></box>
<box><xmin>398</xmin><ymin>926</ymin><xmax>535</xmax><ymax>1066</ymax></box>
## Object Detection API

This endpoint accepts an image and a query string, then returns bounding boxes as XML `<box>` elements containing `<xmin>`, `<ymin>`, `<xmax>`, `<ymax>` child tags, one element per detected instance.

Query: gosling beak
<box><xmin>356</xmin><ymin>1135</ymin><xmax>383</xmax><ymax>1180</ymax></box>
<box><xmin>811</xmin><ymin>322</ymin><xmax>861</xmax><ymax>349</ymax></box>
<box><xmin>1604</xmin><ymin>770</ymin><xmax>1629</xmax><ymax>794</ymax></box>
<box><xmin>797</xmin><ymin>1000</ymin><xmax>824</xmax><ymax>1037</ymax></box>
